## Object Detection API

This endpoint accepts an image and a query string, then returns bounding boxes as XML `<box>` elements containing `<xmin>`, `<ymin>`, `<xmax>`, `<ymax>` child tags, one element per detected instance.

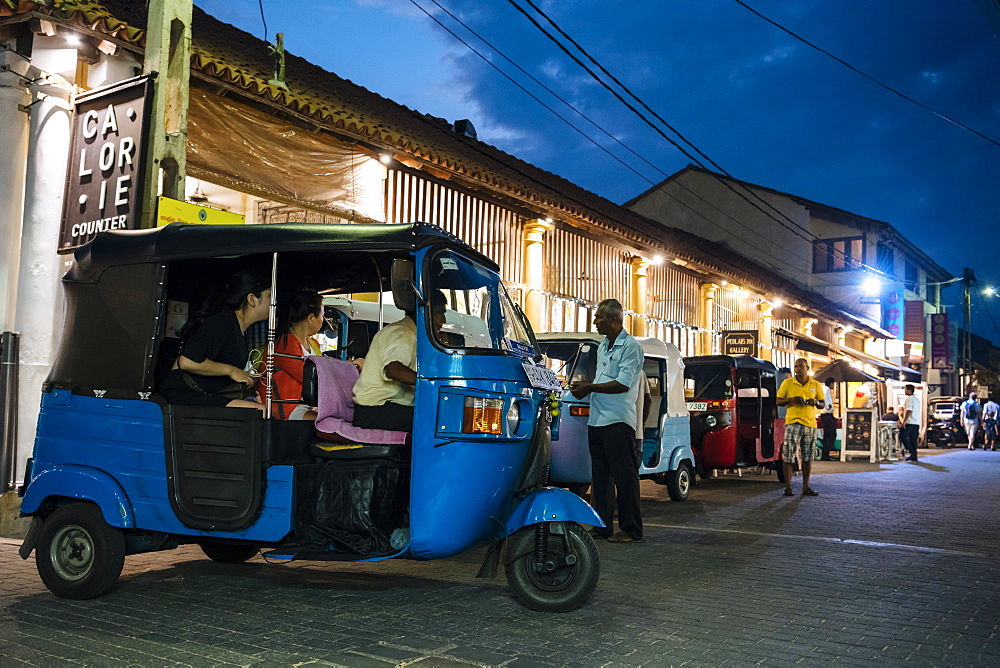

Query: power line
<box><xmin>731</xmin><ymin>0</ymin><xmax>1000</xmax><ymax>148</ymax></box>
<box><xmin>406</xmin><ymin>0</ymin><xmax>656</xmax><ymax>184</ymax></box>
<box><xmin>507</xmin><ymin>0</ymin><xmax>892</xmax><ymax>278</ymax></box>
<box><xmin>423</xmin><ymin>0</ymin><xmax>669</xmax><ymax>180</ymax></box>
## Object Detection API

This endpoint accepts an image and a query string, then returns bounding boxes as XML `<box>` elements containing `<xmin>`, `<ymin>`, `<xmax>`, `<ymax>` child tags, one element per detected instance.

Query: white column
<box><xmin>0</xmin><ymin>50</ymin><xmax>31</xmax><ymax>331</ymax></box>
<box><xmin>14</xmin><ymin>79</ymin><xmax>73</xmax><ymax>479</ymax></box>
<box><xmin>522</xmin><ymin>218</ymin><xmax>553</xmax><ymax>331</ymax></box>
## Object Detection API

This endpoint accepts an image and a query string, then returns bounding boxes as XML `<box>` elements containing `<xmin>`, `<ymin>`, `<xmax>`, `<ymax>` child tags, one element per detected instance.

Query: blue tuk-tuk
<box><xmin>538</xmin><ymin>333</ymin><xmax>696</xmax><ymax>501</ymax></box>
<box><xmin>17</xmin><ymin>222</ymin><xmax>602</xmax><ymax>612</ymax></box>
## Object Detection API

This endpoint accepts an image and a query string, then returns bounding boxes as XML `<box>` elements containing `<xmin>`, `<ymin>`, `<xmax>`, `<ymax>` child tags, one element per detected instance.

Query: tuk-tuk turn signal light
<box><xmin>569</xmin><ymin>406</ymin><xmax>590</xmax><ymax>416</ymax></box>
<box><xmin>463</xmin><ymin>397</ymin><xmax>504</xmax><ymax>434</ymax></box>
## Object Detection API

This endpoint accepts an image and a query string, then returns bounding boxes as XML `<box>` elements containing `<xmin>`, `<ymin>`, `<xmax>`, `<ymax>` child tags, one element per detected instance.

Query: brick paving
<box><xmin>1</xmin><ymin>446</ymin><xmax>998</xmax><ymax>666</ymax></box>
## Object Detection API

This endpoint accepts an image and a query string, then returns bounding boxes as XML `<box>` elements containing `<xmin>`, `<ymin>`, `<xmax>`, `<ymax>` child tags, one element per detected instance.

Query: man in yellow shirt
<box><xmin>776</xmin><ymin>357</ymin><xmax>826</xmax><ymax>497</ymax></box>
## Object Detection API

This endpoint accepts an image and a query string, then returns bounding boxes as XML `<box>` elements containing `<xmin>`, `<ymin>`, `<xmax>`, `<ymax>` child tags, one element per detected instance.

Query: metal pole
<box><xmin>0</xmin><ymin>332</ymin><xmax>19</xmax><ymax>491</ymax></box>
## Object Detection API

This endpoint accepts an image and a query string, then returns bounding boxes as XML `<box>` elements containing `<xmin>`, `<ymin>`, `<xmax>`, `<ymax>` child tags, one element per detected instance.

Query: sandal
<box><xmin>782</xmin><ymin>488</ymin><xmax>794</xmax><ymax>496</ymax></box>
<box><xmin>802</xmin><ymin>488</ymin><xmax>819</xmax><ymax>496</ymax></box>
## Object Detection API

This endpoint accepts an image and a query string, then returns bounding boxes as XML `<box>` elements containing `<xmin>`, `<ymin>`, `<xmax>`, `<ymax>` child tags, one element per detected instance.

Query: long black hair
<box><xmin>277</xmin><ymin>288</ymin><xmax>322</xmax><ymax>337</ymax></box>
<box><xmin>180</xmin><ymin>270</ymin><xmax>270</xmax><ymax>340</ymax></box>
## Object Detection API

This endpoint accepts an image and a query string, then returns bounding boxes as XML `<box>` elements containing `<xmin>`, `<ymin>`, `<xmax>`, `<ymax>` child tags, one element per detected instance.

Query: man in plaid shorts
<box><xmin>776</xmin><ymin>357</ymin><xmax>826</xmax><ymax>497</ymax></box>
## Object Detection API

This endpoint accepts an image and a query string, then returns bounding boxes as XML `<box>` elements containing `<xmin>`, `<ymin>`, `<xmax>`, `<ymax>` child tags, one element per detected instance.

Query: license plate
<box><xmin>686</xmin><ymin>402</ymin><xmax>708</xmax><ymax>412</ymax></box>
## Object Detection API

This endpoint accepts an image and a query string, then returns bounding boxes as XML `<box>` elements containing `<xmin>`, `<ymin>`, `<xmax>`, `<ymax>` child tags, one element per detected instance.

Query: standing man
<box><xmin>959</xmin><ymin>392</ymin><xmax>982</xmax><ymax>450</ymax></box>
<box><xmin>819</xmin><ymin>377</ymin><xmax>837</xmax><ymax>460</ymax></box>
<box><xmin>776</xmin><ymin>358</ymin><xmax>825</xmax><ymax>497</ymax></box>
<box><xmin>900</xmin><ymin>384</ymin><xmax>921</xmax><ymax>462</ymax></box>
<box><xmin>570</xmin><ymin>299</ymin><xmax>645</xmax><ymax>543</ymax></box>
<box><xmin>982</xmin><ymin>396</ymin><xmax>999</xmax><ymax>451</ymax></box>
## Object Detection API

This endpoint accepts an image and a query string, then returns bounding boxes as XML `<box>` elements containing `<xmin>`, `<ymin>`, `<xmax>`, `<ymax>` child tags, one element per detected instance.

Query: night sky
<box><xmin>195</xmin><ymin>0</ymin><xmax>1000</xmax><ymax>343</ymax></box>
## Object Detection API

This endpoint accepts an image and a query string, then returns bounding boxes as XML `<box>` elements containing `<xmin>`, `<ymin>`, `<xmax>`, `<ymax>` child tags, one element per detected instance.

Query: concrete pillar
<box><xmin>758</xmin><ymin>302</ymin><xmax>774</xmax><ymax>361</ymax></box>
<box><xmin>0</xmin><ymin>50</ymin><xmax>31</xmax><ymax>331</ymax></box>
<box><xmin>522</xmin><ymin>218</ymin><xmax>553</xmax><ymax>331</ymax></box>
<box><xmin>14</xmin><ymin>79</ymin><xmax>73</xmax><ymax>482</ymax></box>
<box><xmin>802</xmin><ymin>318</ymin><xmax>817</xmax><ymax>337</ymax></box>
<box><xmin>699</xmin><ymin>282</ymin><xmax>718</xmax><ymax>355</ymax></box>
<box><xmin>836</xmin><ymin>325</ymin><xmax>850</xmax><ymax>348</ymax></box>
<box><xmin>629</xmin><ymin>256</ymin><xmax>649</xmax><ymax>337</ymax></box>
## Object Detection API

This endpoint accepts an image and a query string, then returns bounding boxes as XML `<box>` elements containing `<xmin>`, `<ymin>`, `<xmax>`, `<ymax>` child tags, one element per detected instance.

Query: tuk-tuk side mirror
<box><xmin>391</xmin><ymin>259</ymin><xmax>418</xmax><ymax>313</ymax></box>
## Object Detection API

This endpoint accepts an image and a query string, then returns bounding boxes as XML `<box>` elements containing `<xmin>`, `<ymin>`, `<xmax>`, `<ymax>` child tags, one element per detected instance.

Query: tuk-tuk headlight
<box><xmin>463</xmin><ymin>397</ymin><xmax>504</xmax><ymax>435</ymax></box>
<box><xmin>705</xmin><ymin>414</ymin><xmax>718</xmax><ymax>428</ymax></box>
<box><xmin>506</xmin><ymin>402</ymin><xmax>520</xmax><ymax>434</ymax></box>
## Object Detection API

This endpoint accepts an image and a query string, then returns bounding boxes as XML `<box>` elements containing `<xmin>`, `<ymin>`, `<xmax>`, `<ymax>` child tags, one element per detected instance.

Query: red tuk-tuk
<box><xmin>683</xmin><ymin>355</ymin><xmax>783</xmax><ymax>481</ymax></box>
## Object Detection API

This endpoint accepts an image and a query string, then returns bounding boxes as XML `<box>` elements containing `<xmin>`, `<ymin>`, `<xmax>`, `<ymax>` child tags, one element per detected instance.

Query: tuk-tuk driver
<box><xmin>776</xmin><ymin>357</ymin><xmax>825</xmax><ymax>497</ymax></box>
<box><xmin>352</xmin><ymin>290</ymin><xmax>447</xmax><ymax>432</ymax></box>
<box><xmin>570</xmin><ymin>298</ymin><xmax>646</xmax><ymax>543</ymax></box>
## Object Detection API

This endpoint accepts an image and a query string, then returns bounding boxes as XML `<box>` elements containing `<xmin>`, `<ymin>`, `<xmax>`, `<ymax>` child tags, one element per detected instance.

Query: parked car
<box><xmin>926</xmin><ymin>396</ymin><xmax>981</xmax><ymax>447</ymax></box>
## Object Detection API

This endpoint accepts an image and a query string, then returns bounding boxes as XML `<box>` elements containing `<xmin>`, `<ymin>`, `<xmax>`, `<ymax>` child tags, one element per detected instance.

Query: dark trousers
<box><xmin>900</xmin><ymin>423</ymin><xmax>919</xmax><ymax>459</ymax></box>
<box><xmin>820</xmin><ymin>413</ymin><xmax>837</xmax><ymax>460</ymax></box>
<box><xmin>588</xmin><ymin>422</ymin><xmax>642</xmax><ymax>539</ymax></box>
<box><xmin>353</xmin><ymin>402</ymin><xmax>414</xmax><ymax>432</ymax></box>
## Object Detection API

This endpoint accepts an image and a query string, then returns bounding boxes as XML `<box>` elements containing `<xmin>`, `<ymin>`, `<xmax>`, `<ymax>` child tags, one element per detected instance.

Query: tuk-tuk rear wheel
<box><xmin>666</xmin><ymin>462</ymin><xmax>693</xmax><ymax>501</ymax></box>
<box><xmin>35</xmin><ymin>503</ymin><xmax>125</xmax><ymax>600</ymax></box>
<box><xmin>199</xmin><ymin>541</ymin><xmax>260</xmax><ymax>563</ymax></box>
<box><xmin>504</xmin><ymin>522</ymin><xmax>599</xmax><ymax>613</ymax></box>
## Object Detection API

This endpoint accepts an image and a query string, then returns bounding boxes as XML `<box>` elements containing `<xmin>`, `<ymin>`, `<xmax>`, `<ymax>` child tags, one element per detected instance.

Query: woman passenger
<box><xmin>259</xmin><ymin>289</ymin><xmax>324</xmax><ymax>420</ymax></box>
<box><xmin>159</xmin><ymin>270</ymin><xmax>271</xmax><ymax>410</ymax></box>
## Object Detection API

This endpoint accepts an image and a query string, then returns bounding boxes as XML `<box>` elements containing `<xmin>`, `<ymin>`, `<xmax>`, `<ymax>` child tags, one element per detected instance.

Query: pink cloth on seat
<box><xmin>310</xmin><ymin>355</ymin><xmax>408</xmax><ymax>445</ymax></box>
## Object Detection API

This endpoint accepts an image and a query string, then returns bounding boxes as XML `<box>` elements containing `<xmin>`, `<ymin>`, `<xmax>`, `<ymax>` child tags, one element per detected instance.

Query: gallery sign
<box><xmin>60</xmin><ymin>75</ymin><xmax>154</xmax><ymax>253</ymax></box>
<box><xmin>722</xmin><ymin>330</ymin><xmax>758</xmax><ymax>356</ymax></box>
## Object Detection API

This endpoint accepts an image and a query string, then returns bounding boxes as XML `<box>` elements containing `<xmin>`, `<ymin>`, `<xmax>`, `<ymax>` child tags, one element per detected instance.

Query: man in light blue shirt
<box><xmin>570</xmin><ymin>299</ymin><xmax>645</xmax><ymax>543</ymax></box>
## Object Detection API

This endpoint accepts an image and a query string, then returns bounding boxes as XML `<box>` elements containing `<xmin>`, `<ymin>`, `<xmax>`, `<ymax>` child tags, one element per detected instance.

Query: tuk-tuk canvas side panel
<box><xmin>47</xmin><ymin>263</ymin><xmax>162</xmax><ymax>392</ymax></box>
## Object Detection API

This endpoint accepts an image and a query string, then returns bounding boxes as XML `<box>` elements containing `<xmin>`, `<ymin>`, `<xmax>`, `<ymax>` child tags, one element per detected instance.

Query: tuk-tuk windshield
<box><xmin>540</xmin><ymin>340</ymin><xmax>598</xmax><ymax>386</ymax></box>
<box><xmin>684</xmin><ymin>363</ymin><xmax>733</xmax><ymax>401</ymax></box>
<box><xmin>428</xmin><ymin>250</ymin><xmax>533</xmax><ymax>355</ymax></box>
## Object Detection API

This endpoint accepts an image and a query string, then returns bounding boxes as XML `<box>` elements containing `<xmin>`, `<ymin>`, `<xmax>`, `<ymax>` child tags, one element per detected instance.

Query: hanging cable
<box><xmin>406</xmin><ymin>0</ymin><xmax>655</xmax><ymax>184</ymax></box>
<box><xmin>508</xmin><ymin>0</ymin><xmax>896</xmax><ymax>278</ymax></box>
<box><xmin>258</xmin><ymin>0</ymin><xmax>268</xmax><ymax>43</ymax></box>
<box><xmin>732</xmin><ymin>0</ymin><xmax>1000</xmax><ymax>148</ymax></box>
<box><xmin>425</xmin><ymin>0</ymin><xmax>669</xmax><ymax>180</ymax></box>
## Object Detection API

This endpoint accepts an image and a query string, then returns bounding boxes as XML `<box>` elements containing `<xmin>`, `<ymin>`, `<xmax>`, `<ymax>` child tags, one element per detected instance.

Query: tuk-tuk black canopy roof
<box><xmin>67</xmin><ymin>222</ymin><xmax>497</xmax><ymax>282</ymax></box>
<box><xmin>684</xmin><ymin>354</ymin><xmax>777</xmax><ymax>372</ymax></box>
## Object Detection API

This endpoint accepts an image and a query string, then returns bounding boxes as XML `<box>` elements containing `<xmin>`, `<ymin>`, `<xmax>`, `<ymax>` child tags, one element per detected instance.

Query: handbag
<box><xmin>177</xmin><ymin>369</ymin><xmax>248</xmax><ymax>401</ymax></box>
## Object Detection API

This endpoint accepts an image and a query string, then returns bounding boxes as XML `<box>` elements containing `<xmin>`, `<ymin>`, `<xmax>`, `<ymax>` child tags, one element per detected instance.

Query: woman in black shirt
<box><xmin>159</xmin><ymin>271</ymin><xmax>271</xmax><ymax>410</ymax></box>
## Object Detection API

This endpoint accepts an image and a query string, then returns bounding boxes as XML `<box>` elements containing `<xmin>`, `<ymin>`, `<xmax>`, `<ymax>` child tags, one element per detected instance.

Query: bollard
<box><xmin>0</xmin><ymin>331</ymin><xmax>19</xmax><ymax>492</ymax></box>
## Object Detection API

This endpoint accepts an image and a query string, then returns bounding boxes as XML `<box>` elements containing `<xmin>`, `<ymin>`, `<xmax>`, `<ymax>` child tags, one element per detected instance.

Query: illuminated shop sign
<box><xmin>60</xmin><ymin>75</ymin><xmax>153</xmax><ymax>253</ymax></box>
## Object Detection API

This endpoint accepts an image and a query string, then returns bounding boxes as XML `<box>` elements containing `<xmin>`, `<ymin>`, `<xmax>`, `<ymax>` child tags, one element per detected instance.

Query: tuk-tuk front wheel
<box><xmin>199</xmin><ymin>541</ymin><xmax>260</xmax><ymax>563</ymax></box>
<box><xmin>35</xmin><ymin>503</ymin><xmax>125</xmax><ymax>600</ymax></box>
<box><xmin>666</xmin><ymin>462</ymin><xmax>693</xmax><ymax>501</ymax></box>
<box><xmin>504</xmin><ymin>522</ymin><xmax>599</xmax><ymax>613</ymax></box>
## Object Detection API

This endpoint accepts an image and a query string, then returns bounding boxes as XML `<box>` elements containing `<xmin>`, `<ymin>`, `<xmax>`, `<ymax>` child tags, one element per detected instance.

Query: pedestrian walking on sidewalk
<box><xmin>983</xmin><ymin>397</ymin><xmax>999</xmax><ymax>450</ymax></box>
<box><xmin>777</xmin><ymin>357</ymin><xmax>825</xmax><ymax>496</ymax></box>
<box><xmin>900</xmin><ymin>384</ymin><xmax>921</xmax><ymax>461</ymax></box>
<box><xmin>570</xmin><ymin>299</ymin><xmax>646</xmax><ymax>543</ymax></box>
<box><xmin>819</xmin><ymin>377</ymin><xmax>837</xmax><ymax>460</ymax></box>
<box><xmin>960</xmin><ymin>392</ymin><xmax>982</xmax><ymax>450</ymax></box>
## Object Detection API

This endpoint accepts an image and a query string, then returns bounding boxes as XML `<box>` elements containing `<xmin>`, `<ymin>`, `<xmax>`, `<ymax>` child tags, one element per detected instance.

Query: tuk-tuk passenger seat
<box><xmin>301</xmin><ymin>356</ymin><xmax>409</xmax><ymax>460</ymax></box>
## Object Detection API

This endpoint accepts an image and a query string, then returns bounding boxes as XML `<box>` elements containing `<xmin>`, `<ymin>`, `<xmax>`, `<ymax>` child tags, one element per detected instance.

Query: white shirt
<box><xmin>983</xmin><ymin>400</ymin><xmax>999</xmax><ymax>421</ymax></box>
<box><xmin>903</xmin><ymin>394</ymin><xmax>921</xmax><ymax>426</ymax></box>
<box><xmin>822</xmin><ymin>385</ymin><xmax>834</xmax><ymax>414</ymax></box>
<box><xmin>352</xmin><ymin>316</ymin><xmax>417</xmax><ymax>407</ymax></box>
<box><xmin>589</xmin><ymin>329</ymin><xmax>644</xmax><ymax>429</ymax></box>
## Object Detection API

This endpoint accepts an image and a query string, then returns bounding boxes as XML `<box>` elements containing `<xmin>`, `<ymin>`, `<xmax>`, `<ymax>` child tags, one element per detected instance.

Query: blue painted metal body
<box><xmin>22</xmin><ymin>390</ymin><xmax>295</xmax><ymax>542</ymax></box>
<box><xmin>503</xmin><ymin>487</ymin><xmax>604</xmax><ymax>536</ymax></box>
<box><xmin>23</xmin><ymin>243</ymin><xmax>592</xmax><ymax>563</ymax></box>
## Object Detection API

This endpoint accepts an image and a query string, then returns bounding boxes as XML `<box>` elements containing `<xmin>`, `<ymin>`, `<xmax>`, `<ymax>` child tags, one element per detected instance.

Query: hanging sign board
<box><xmin>156</xmin><ymin>196</ymin><xmax>245</xmax><ymax>227</ymax></box>
<box><xmin>60</xmin><ymin>75</ymin><xmax>154</xmax><ymax>253</ymax></box>
<box><xmin>722</xmin><ymin>331</ymin><xmax>758</xmax><ymax>356</ymax></box>
<box><xmin>930</xmin><ymin>313</ymin><xmax>951</xmax><ymax>370</ymax></box>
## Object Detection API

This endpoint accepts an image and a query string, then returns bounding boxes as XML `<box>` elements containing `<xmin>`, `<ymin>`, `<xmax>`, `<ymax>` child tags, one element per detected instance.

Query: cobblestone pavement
<box><xmin>2</xmin><ymin>447</ymin><xmax>998</xmax><ymax>666</ymax></box>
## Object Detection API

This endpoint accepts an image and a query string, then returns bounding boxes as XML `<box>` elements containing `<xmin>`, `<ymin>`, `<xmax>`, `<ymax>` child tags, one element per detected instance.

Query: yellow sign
<box><xmin>156</xmin><ymin>196</ymin><xmax>245</xmax><ymax>227</ymax></box>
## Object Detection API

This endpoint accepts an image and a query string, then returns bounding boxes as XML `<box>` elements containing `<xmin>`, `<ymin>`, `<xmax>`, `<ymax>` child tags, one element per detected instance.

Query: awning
<box><xmin>774</xmin><ymin>327</ymin><xmax>921</xmax><ymax>383</ymax></box>
<box><xmin>813</xmin><ymin>359</ymin><xmax>883</xmax><ymax>384</ymax></box>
